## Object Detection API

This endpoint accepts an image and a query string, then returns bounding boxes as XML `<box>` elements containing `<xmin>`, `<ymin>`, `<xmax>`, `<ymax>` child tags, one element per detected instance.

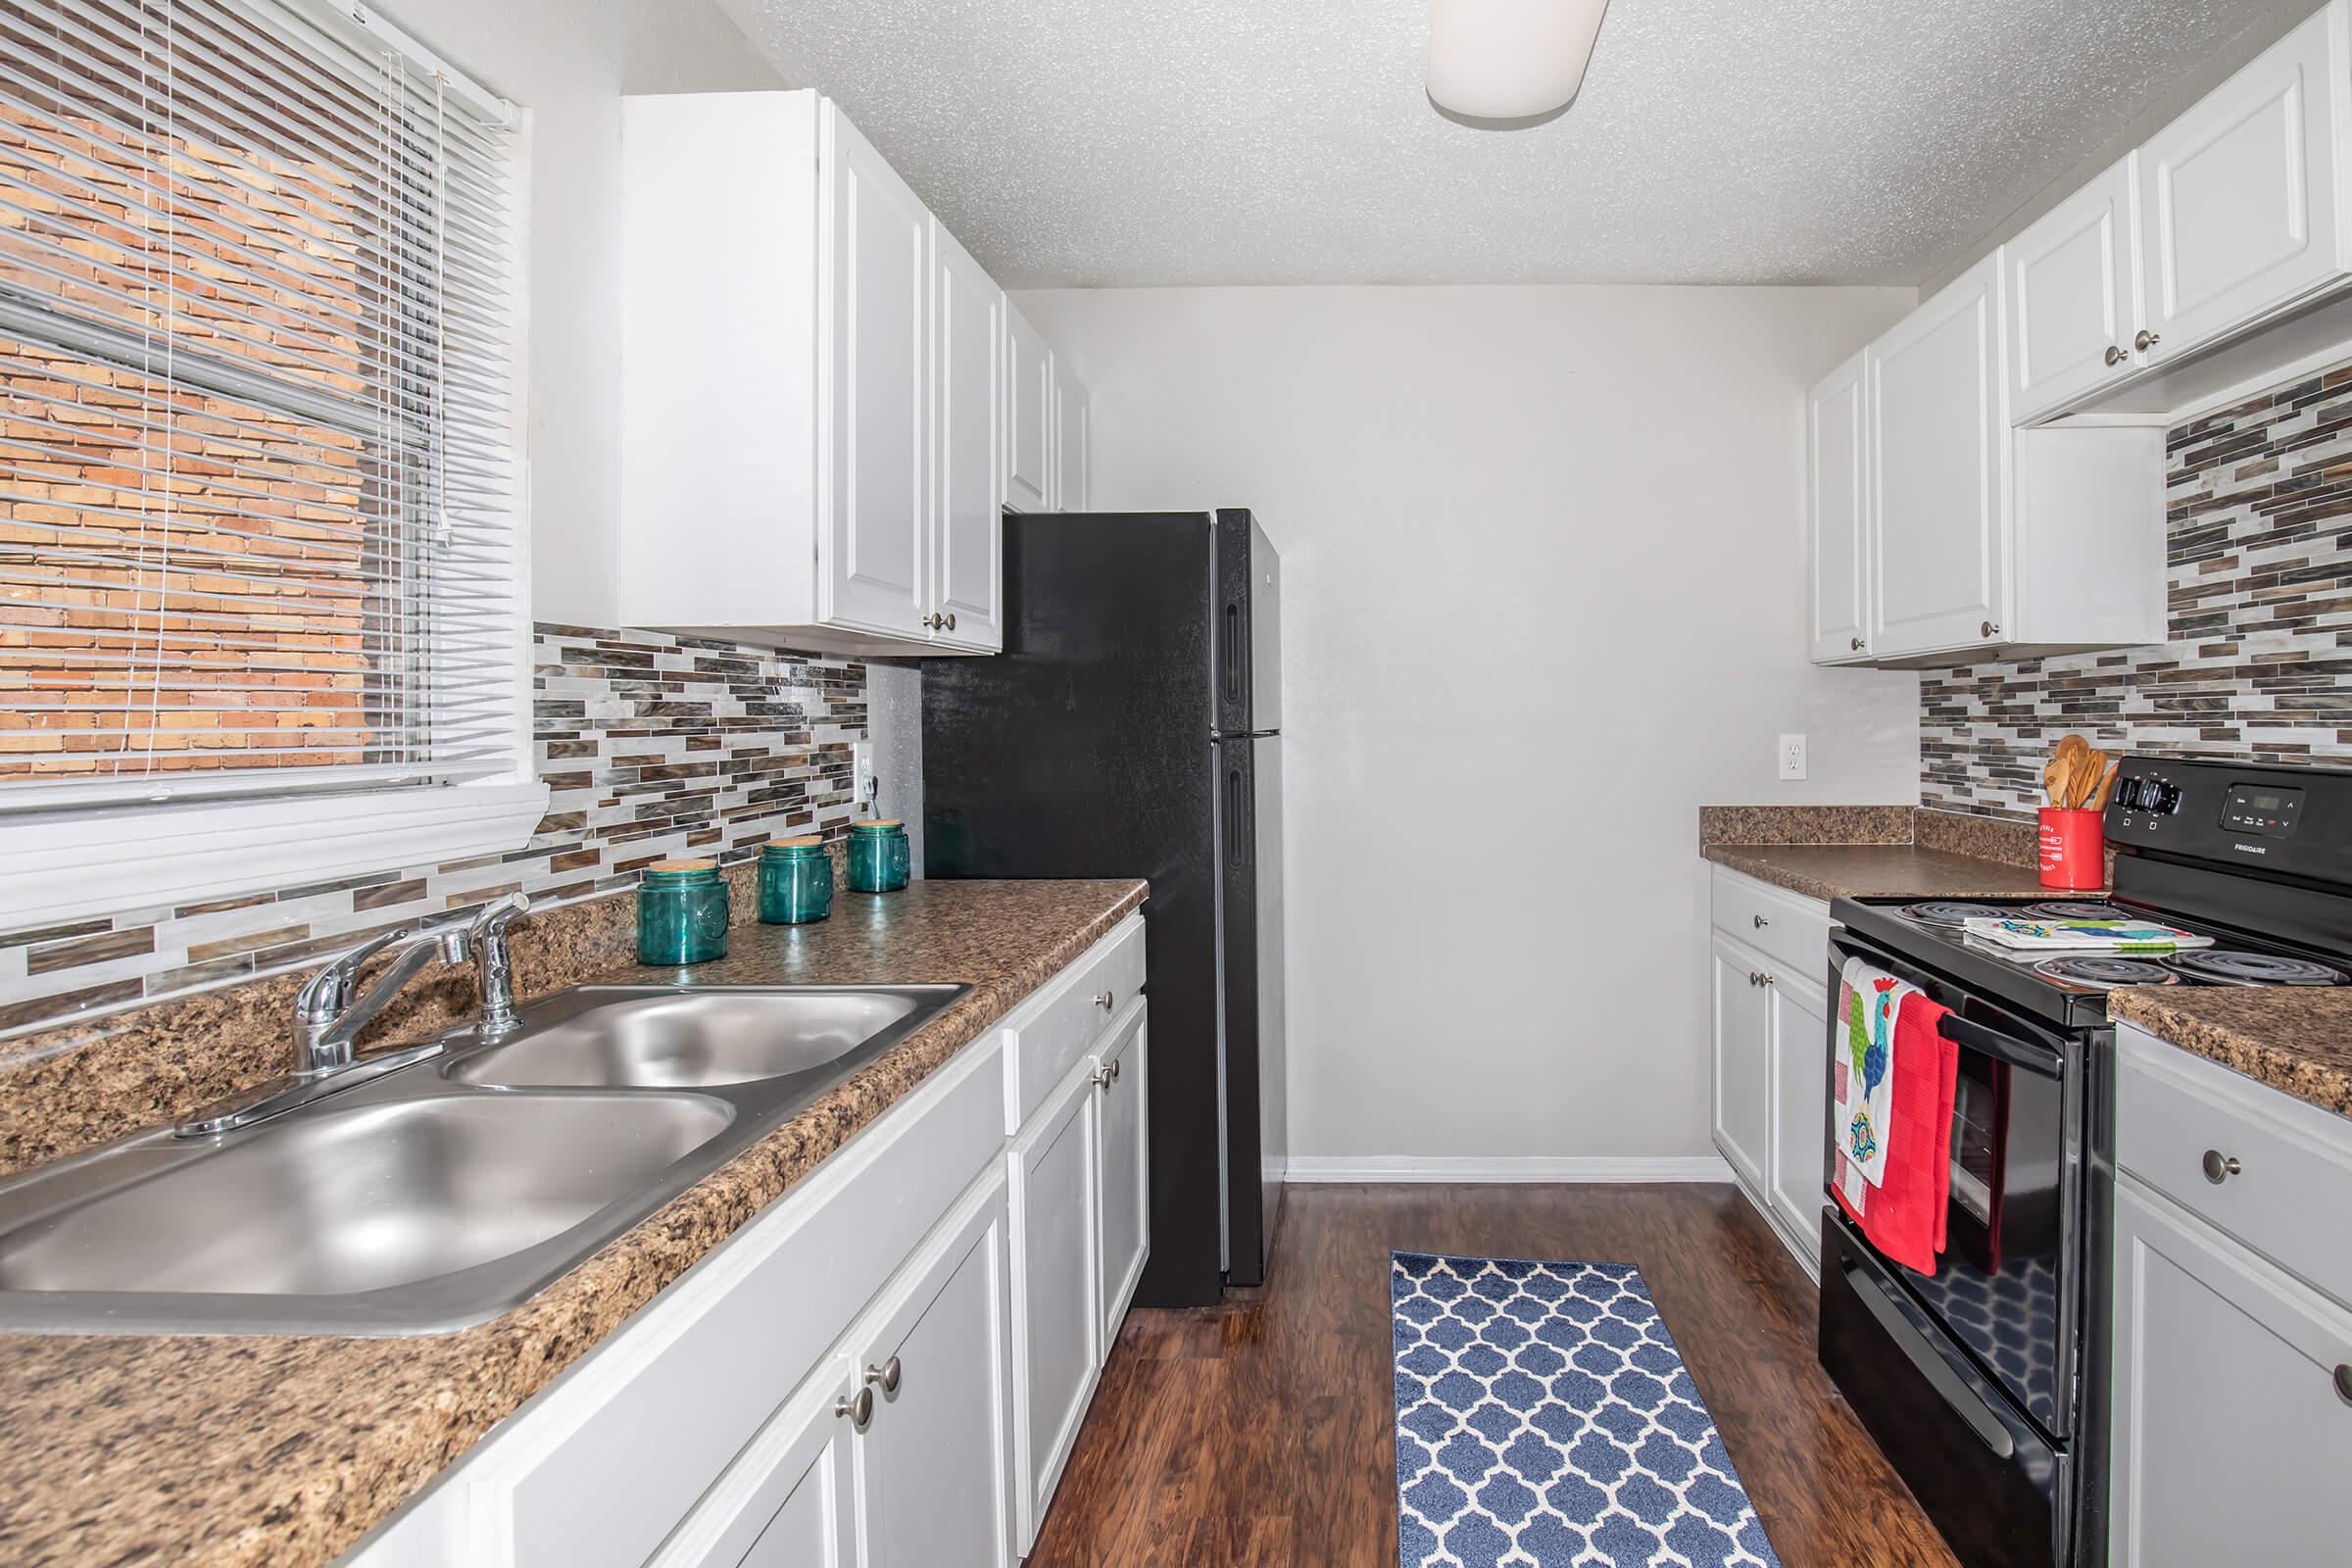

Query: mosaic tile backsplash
<box><xmin>0</xmin><ymin>624</ymin><xmax>868</xmax><ymax>1035</ymax></box>
<box><xmin>1923</xmin><ymin>364</ymin><xmax>2352</xmax><ymax>820</ymax></box>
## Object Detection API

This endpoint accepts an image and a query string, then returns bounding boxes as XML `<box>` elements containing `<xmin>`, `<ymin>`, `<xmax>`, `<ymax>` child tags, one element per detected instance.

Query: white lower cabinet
<box><xmin>853</xmin><ymin>1176</ymin><xmax>1015</xmax><ymax>1568</ymax></box>
<box><xmin>1706</xmin><ymin>864</ymin><xmax>1833</xmax><ymax>1277</ymax></box>
<box><xmin>349</xmin><ymin>915</ymin><xmax>1149</xmax><ymax>1568</ymax></box>
<box><xmin>675</xmin><ymin>1367</ymin><xmax>860</xmax><ymax>1568</ymax></box>
<box><xmin>2108</xmin><ymin>1179</ymin><xmax>2352</xmax><ymax>1568</ymax></box>
<box><xmin>1009</xmin><ymin>1062</ymin><xmax>1101</xmax><ymax>1546</ymax></box>
<box><xmin>2107</xmin><ymin>1022</ymin><xmax>2352</xmax><ymax>1567</ymax></box>
<box><xmin>1764</xmin><ymin>974</ymin><xmax>1829</xmax><ymax>1250</ymax></box>
<box><xmin>1095</xmin><ymin>1010</ymin><xmax>1149</xmax><ymax>1347</ymax></box>
<box><xmin>1707</xmin><ymin>929</ymin><xmax>1772</xmax><ymax>1195</ymax></box>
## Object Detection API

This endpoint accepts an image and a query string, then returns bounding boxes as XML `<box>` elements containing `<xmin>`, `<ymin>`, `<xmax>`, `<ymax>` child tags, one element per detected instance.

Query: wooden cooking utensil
<box><xmin>2043</xmin><ymin>758</ymin><xmax>2067</xmax><ymax>808</ymax></box>
<box><xmin>2091</xmin><ymin>758</ymin><xmax>2121</xmax><ymax>810</ymax></box>
<box><xmin>2079</xmin><ymin>752</ymin><xmax>2117</xmax><ymax>808</ymax></box>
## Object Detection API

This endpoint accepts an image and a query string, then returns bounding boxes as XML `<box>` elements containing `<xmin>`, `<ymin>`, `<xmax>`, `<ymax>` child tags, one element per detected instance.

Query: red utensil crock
<box><xmin>2038</xmin><ymin>808</ymin><xmax>2104</xmax><ymax>891</ymax></box>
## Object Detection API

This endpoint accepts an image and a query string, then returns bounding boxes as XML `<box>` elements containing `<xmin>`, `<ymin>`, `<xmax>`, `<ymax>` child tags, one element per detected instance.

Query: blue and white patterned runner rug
<box><xmin>1392</xmin><ymin>1252</ymin><xmax>1782</xmax><ymax>1568</ymax></box>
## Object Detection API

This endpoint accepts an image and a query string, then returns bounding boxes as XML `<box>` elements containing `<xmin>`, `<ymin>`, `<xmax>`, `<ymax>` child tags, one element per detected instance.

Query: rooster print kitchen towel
<box><xmin>1834</xmin><ymin>957</ymin><xmax>1911</xmax><ymax>1188</ymax></box>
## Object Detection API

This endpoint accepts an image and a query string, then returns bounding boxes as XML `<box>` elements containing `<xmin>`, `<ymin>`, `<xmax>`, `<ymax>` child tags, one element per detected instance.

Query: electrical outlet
<box><xmin>852</xmin><ymin>740</ymin><xmax>877</xmax><ymax>813</ymax></box>
<box><xmin>1778</xmin><ymin>734</ymin><xmax>1807</xmax><ymax>782</ymax></box>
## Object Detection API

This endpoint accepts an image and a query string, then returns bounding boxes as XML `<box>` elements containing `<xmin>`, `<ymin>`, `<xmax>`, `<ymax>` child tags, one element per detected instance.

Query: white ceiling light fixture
<box><xmin>1427</xmin><ymin>0</ymin><xmax>1612</xmax><ymax>127</ymax></box>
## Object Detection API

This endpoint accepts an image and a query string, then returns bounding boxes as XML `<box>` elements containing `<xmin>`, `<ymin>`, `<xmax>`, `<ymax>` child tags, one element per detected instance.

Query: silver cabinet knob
<box><xmin>865</xmin><ymin>1355</ymin><xmax>902</xmax><ymax>1395</ymax></box>
<box><xmin>1095</xmin><ymin>990</ymin><xmax>1114</xmax><ymax>1009</ymax></box>
<box><xmin>2104</xmin><ymin>344</ymin><xmax>2128</xmax><ymax>367</ymax></box>
<box><xmin>1092</xmin><ymin>1061</ymin><xmax>1114</xmax><ymax>1088</ymax></box>
<box><xmin>1109</xmin><ymin>1056</ymin><xmax>1122</xmax><ymax>1082</ymax></box>
<box><xmin>2201</xmin><ymin>1149</ymin><xmax>2241</xmax><ymax>1184</ymax></box>
<box><xmin>1746</xmin><ymin>971</ymin><xmax>1763</xmax><ymax>987</ymax></box>
<box><xmin>1849</xmin><ymin>636</ymin><xmax>1864</xmax><ymax>651</ymax></box>
<box><xmin>2134</xmin><ymin>328</ymin><xmax>2161</xmax><ymax>353</ymax></box>
<box><xmin>1982</xmin><ymin>620</ymin><xmax>2000</xmax><ymax>638</ymax></box>
<box><xmin>1752</xmin><ymin>914</ymin><xmax>1770</xmax><ymax>929</ymax></box>
<box><xmin>920</xmin><ymin>612</ymin><xmax>939</xmax><ymax>631</ymax></box>
<box><xmin>944</xmin><ymin>612</ymin><xmax>956</xmax><ymax>631</ymax></box>
<box><xmin>1763</xmin><ymin>973</ymin><xmax>1777</xmax><ymax>988</ymax></box>
<box><xmin>2335</xmin><ymin>1364</ymin><xmax>2352</xmax><ymax>1404</ymax></box>
<box><xmin>837</xmin><ymin>1386</ymin><xmax>874</xmax><ymax>1429</ymax></box>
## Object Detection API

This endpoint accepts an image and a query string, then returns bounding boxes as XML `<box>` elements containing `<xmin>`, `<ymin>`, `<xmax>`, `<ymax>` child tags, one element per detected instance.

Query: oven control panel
<box><xmin>2220</xmin><ymin>782</ymin><xmax>2304</xmax><ymax>838</ymax></box>
<box><xmin>2105</xmin><ymin>755</ymin><xmax>2352</xmax><ymax>886</ymax></box>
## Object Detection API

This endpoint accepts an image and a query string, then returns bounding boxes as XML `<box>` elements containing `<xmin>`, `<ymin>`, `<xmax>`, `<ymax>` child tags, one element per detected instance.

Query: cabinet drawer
<box><xmin>484</xmin><ymin>1033</ymin><xmax>1005</xmax><ymax>1568</ymax></box>
<box><xmin>2116</xmin><ymin>1024</ymin><xmax>2352</xmax><ymax>1310</ymax></box>
<box><xmin>1003</xmin><ymin>914</ymin><xmax>1145</xmax><ymax>1132</ymax></box>
<box><xmin>1709</xmin><ymin>867</ymin><xmax>1832</xmax><ymax>985</ymax></box>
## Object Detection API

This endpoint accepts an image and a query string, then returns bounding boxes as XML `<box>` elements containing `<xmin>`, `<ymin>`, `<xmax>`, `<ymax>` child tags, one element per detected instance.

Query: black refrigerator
<box><xmin>922</xmin><ymin>508</ymin><xmax>1285</xmax><ymax>1306</ymax></box>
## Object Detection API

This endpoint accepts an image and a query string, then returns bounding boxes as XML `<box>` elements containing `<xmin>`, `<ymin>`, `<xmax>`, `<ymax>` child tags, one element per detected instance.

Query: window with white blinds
<box><xmin>0</xmin><ymin>0</ymin><xmax>524</xmax><ymax>811</ymax></box>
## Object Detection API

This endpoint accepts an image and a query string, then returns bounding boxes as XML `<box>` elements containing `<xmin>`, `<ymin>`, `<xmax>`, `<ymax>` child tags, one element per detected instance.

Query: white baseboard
<box><xmin>1281</xmin><ymin>1154</ymin><xmax>1737</xmax><ymax>1185</ymax></box>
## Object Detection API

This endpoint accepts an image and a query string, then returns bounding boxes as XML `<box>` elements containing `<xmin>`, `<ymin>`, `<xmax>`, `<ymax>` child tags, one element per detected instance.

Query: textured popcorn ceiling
<box><xmin>716</xmin><ymin>0</ymin><xmax>2293</xmax><ymax>286</ymax></box>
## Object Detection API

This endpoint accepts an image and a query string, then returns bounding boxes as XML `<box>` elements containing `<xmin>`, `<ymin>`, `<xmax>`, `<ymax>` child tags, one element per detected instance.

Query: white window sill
<box><xmin>0</xmin><ymin>781</ymin><xmax>552</xmax><ymax>930</ymax></box>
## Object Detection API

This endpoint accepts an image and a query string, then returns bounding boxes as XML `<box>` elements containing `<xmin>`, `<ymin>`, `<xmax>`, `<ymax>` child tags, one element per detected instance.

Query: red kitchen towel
<box><xmin>1833</xmin><ymin>989</ymin><xmax>1959</xmax><ymax>1274</ymax></box>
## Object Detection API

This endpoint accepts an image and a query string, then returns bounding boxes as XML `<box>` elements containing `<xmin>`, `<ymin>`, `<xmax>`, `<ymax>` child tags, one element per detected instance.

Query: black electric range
<box><xmin>1815</xmin><ymin>755</ymin><xmax>2352</xmax><ymax>1568</ymax></box>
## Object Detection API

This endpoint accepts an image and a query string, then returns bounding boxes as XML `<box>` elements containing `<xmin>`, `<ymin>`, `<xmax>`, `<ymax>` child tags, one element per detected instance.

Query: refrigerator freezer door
<box><xmin>1214</xmin><ymin>510</ymin><xmax>1282</xmax><ymax>736</ymax></box>
<box><xmin>1215</xmin><ymin>731</ymin><xmax>1286</xmax><ymax>1285</ymax></box>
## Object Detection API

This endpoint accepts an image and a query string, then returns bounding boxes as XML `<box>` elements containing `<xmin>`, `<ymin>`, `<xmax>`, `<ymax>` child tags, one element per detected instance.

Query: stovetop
<box><xmin>1833</xmin><ymin>892</ymin><xmax>2352</xmax><ymax>1031</ymax></box>
<box><xmin>1830</xmin><ymin>758</ymin><xmax>2352</xmax><ymax>1031</ymax></box>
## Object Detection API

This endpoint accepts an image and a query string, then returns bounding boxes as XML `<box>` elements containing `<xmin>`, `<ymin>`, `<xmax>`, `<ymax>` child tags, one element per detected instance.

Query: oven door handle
<box><xmin>1936</xmin><ymin>1013</ymin><xmax>2063</xmax><ymax>1079</ymax></box>
<box><xmin>1839</xmin><ymin>1258</ymin><xmax>2018</xmax><ymax>1459</ymax></box>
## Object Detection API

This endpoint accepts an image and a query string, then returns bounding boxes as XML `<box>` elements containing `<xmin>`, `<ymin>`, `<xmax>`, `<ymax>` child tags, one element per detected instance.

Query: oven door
<box><xmin>1825</xmin><ymin>928</ymin><xmax>2080</xmax><ymax>1441</ymax></box>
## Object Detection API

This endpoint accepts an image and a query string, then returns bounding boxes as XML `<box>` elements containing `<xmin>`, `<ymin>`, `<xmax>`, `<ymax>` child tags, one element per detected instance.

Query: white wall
<box><xmin>376</xmin><ymin>0</ymin><xmax>789</xmax><ymax>627</ymax></box>
<box><xmin>1015</xmin><ymin>285</ymin><xmax>1921</xmax><ymax>1168</ymax></box>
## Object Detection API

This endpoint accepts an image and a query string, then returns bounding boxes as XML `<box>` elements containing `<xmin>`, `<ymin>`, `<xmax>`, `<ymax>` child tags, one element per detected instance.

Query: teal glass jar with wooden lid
<box><xmin>847</xmin><ymin>818</ymin><xmax>909</xmax><ymax>893</ymax></box>
<box><xmin>637</xmin><ymin>858</ymin><xmax>730</xmax><ymax>965</ymax></box>
<box><xmin>758</xmin><ymin>836</ymin><xmax>833</xmax><ymax>924</ymax></box>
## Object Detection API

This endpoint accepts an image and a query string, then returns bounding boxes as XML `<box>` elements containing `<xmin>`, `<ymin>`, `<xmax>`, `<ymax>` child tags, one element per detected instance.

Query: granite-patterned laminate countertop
<box><xmin>1701</xmin><ymin>842</ymin><xmax>2063</xmax><ymax>904</ymax></box>
<box><xmin>2108</xmin><ymin>986</ymin><xmax>2352</xmax><ymax>1121</ymax></box>
<box><xmin>0</xmin><ymin>877</ymin><xmax>1146</xmax><ymax>1568</ymax></box>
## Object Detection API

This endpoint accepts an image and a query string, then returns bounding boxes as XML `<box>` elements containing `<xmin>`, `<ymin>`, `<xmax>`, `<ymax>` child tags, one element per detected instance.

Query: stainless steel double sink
<box><xmin>0</xmin><ymin>984</ymin><xmax>966</xmax><ymax>1336</ymax></box>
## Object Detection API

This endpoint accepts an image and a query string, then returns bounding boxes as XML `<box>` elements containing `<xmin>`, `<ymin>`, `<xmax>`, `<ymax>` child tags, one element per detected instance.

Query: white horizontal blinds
<box><xmin>0</xmin><ymin>0</ymin><xmax>521</xmax><ymax>808</ymax></box>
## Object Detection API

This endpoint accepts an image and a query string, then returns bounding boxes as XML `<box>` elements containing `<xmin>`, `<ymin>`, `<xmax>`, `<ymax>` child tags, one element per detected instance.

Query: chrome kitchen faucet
<box><xmin>176</xmin><ymin>893</ymin><xmax>533</xmax><ymax>1138</ymax></box>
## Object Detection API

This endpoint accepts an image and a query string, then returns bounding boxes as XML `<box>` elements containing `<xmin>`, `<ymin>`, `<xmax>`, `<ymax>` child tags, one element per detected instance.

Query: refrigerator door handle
<box><xmin>1225</xmin><ymin>763</ymin><xmax>1248</xmax><ymax>868</ymax></box>
<box><xmin>1222</xmin><ymin>599</ymin><xmax>1244</xmax><ymax>709</ymax></box>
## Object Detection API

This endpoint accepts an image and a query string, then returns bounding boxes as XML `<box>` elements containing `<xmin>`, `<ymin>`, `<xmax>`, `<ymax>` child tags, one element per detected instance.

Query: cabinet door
<box><xmin>1006</xmin><ymin>1066</ymin><xmax>1100</xmax><ymax>1550</ymax></box>
<box><xmin>2109</xmin><ymin>1179</ymin><xmax>2352</xmax><ymax>1568</ymax></box>
<box><xmin>1806</xmin><ymin>351</ymin><xmax>1870</xmax><ymax>662</ymax></box>
<box><xmin>1869</xmin><ymin>253</ymin><xmax>2007</xmax><ymax>657</ymax></box>
<box><xmin>2137</xmin><ymin>4</ymin><xmax>2345</xmax><ymax>361</ymax></box>
<box><xmin>1053</xmin><ymin>365</ymin><xmax>1088</xmax><ymax>513</ymax></box>
<box><xmin>854</xmin><ymin>1173</ymin><xmax>1013</xmax><ymax>1568</ymax></box>
<box><xmin>1766</xmin><ymin>974</ymin><xmax>1830</xmax><ymax>1262</ymax></box>
<box><xmin>703</xmin><ymin>1372</ymin><xmax>860</xmax><ymax>1568</ymax></box>
<box><xmin>1095</xmin><ymin>1009</ymin><xmax>1149</xmax><ymax>1348</ymax></box>
<box><xmin>1709</xmin><ymin>931</ymin><xmax>1772</xmax><ymax>1194</ymax></box>
<box><xmin>822</xmin><ymin>105</ymin><xmax>929</xmax><ymax>637</ymax></box>
<box><xmin>2009</xmin><ymin>159</ymin><xmax>2140</xmax><ymax>420</ymax></box>
<box><xmin>930</xmin><ymin>220</ymin><xmax>1003</xmax><ymax>652</ymax></box>
<box><xmin>1004</xmin><ymin>306</ymin><xmax>1053</xmax><ymax>513</ymax></box>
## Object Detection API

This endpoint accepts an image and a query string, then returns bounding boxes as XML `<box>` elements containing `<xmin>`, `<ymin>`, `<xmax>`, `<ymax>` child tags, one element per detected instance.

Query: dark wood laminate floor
<box><xmin>1026</xmin><ymin>1183</ymin><xmax>1960</xmax><ymax>1568</ymax></box>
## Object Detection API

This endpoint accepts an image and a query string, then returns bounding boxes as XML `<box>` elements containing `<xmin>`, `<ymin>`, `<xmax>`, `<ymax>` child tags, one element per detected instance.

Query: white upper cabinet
<box><xmin>619</xmin><ymin>90</ymin><xmax>1042</xmax><ymax>658</ymax></box>
<box><xmin>931</xmin><ymin>220</ymin><xmax>1004</xmax><ymax>653</ymax></box>
<box><xmin>1004</xmin><ymin>305</ymin><xmax>1054</xmax><ymax>513</ymax></box>
<box><xmin>2009</xmin><ymin>159</ymin><xmax>2142</xmax><ymax>421</ymax></box>
<box><xmin>1805</xmin><ymin>350</ymin><xmax>1870</xmax><ymax>662</ymax></box>
<box><xmin>1810</xmin><ymin>253</ymin><xmax>2166</xmax><ymax>667</ymax></box>
<box><xmin>822</xmin><ymin>108</ymin><xmax>931</xmax><ymax>640</ymax></box>
<box><xmin>2137</xmin><ymin>3</ymin><xmax>2347</xmax><ymax>363</ymax></box>
<box><xmin>1869</xmin><ymin>255</ymin><xmax>2009</xmax><ymax>659</ymax></box>
<box><xmin>1053</xmin><ymin>363</ymin><xmax>1089</xmax><ymax>513</ymax></box>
